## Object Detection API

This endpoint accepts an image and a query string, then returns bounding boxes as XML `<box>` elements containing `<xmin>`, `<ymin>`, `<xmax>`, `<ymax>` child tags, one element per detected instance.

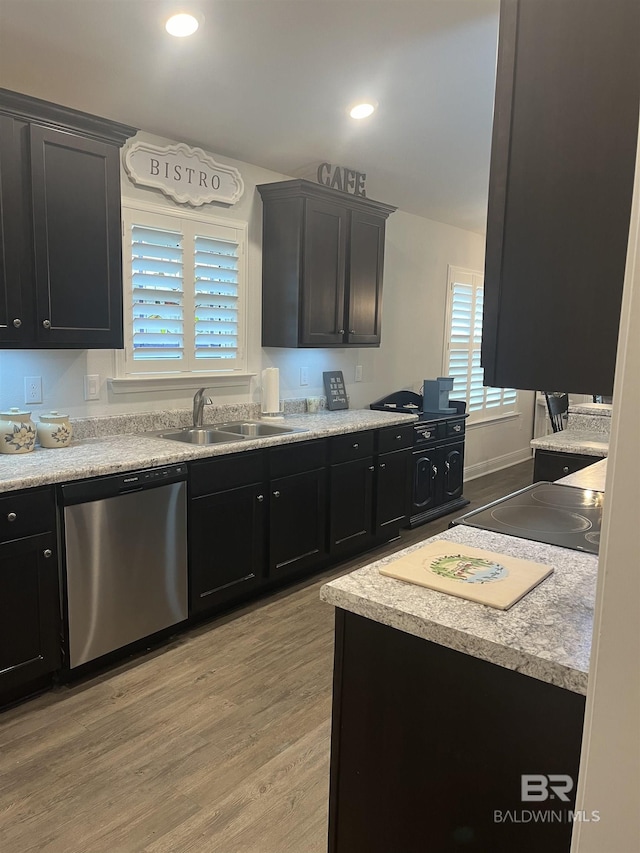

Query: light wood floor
<box><xmin>0</xmin><ymin>461</ymin><xmax>533</xmax><ymax>853</ymax></box>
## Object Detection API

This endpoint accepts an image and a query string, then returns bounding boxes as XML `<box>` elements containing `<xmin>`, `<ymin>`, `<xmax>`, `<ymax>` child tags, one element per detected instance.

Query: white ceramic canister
<box><xmin>0</xmin><ymin>407</ymin><xmax>37</xmax><ymax>454</ymax></box>
<box><xmin>37</xmin><ymin>411</ymin><xmax>73</xmax><ymax>448</ymax></box>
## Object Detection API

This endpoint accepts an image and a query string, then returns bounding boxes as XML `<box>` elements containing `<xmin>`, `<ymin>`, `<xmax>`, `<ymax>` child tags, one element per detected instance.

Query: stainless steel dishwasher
<box><xmin>61</xmin><ymin>464</ymin><xmax>188</xmax><ymax>669</ymax></box>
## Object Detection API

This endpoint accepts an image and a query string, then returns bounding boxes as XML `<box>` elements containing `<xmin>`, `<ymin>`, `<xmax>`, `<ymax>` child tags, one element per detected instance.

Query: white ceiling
<box><xmin>0</xmin><ymin>0</ymin><xmax>499</xmax><ymax>233</ymax></box>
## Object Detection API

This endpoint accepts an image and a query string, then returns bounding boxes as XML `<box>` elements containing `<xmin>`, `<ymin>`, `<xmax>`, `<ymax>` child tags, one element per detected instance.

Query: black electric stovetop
<box><xmin>451</xmin><ymin>482</ymin><xmax>604</xmax><ymax>554</ymax></box>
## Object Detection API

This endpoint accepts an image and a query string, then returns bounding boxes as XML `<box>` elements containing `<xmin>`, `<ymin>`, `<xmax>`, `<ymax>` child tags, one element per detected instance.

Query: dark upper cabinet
<box><xmin>258</xmin><ymin>179</ymin><xmax>395</xmax><ymax>348</ymax></box>
<box><xmin>482</xmin><ymin>0</ymin><xmax>640</xmax><ymax>396</ymax></box>
<box><xmin>0</xmin><ymin>88</ymin><xmax>136</xmax><ymax>349</ymax></box>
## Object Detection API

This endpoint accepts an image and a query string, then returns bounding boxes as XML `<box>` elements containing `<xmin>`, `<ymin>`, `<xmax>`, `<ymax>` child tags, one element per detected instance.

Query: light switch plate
<box><xmin>300</xmin><ymin>366</ymin><xmax>309</xmax><ymax>386</ymax></box>
<box><xmin>84</xmin><ymin>374</ymin><xmax>100</xmax><ymax>401</ymax></box>
<box><xmin>355</xmin><ymin>364</ymin><xmax>363</xmax><ymax>382</ymax></box>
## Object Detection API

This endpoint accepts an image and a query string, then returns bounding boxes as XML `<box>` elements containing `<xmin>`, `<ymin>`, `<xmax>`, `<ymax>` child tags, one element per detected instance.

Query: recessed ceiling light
<box><xmin>349</xmin><ymin>102</ymin><xmax>377</xmax><ymax>120</ymax></box>
<box><xmin>165</xmin><ymin>13</ymin><xmax>200</xmax><ymax>37</ymax></box>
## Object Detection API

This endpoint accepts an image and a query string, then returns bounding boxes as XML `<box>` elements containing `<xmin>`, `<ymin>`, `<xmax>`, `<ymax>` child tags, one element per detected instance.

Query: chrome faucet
<box><xmin>193</xmin><ymin>387</ymin><xmax>212</xmax><ymax>428</ymax></box>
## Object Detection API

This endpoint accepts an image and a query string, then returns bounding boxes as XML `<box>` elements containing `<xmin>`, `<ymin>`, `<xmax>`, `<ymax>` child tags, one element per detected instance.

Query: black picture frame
<box><xmin>323</xmin><ymin>371</ymin><xmax>349</xmax><ymax>410</ymax></box>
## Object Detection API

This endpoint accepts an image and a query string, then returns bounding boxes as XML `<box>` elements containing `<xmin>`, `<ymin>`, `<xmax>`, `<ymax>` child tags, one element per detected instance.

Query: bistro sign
<box><xmin>123</xmin><ymin>140</ymin><xmax>244</xmax><ymax>207</ymax></box>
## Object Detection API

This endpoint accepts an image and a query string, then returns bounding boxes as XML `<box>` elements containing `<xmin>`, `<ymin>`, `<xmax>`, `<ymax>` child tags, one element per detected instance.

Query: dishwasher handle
<box><xmin>61</xmin><ymin>464</ymin><xmax>187</xmax><ymax>506</ymax></box>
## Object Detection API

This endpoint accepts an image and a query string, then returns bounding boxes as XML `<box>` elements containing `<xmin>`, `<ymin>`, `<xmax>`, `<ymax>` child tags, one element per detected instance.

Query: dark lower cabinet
<box><xmin>374</xmin><ymin>448</ymin><xmax>410</xmax><ymax>536</ymax></box>
<box><xmin>269</xmin><ymin>467</ymin><xmax>328</xmax><ymax>577</ymax></box>
<box><xmin>329</xmin><ymin>457</ymin><xmax>375</xmax><ymax>557</ymax></box>
<box><xmin>533</xmin><ymin>450</ymin><xmax>600</xmax><ymax>484</ymax></box>
<box><xmin>0</xmin><ymin>489</ymin><xmax>60</xmax><ymax>707</ymax></box>
<box><xmin>329</xmin><ymin>610</ymin><xmax>586</xmax><ymax>853</ymax></box>
<box><xmin>410</xmin><ymin>437</ymin><xmax>468</xmax><ymax>527</ymax></box>
<box><xmin>190</xmin><ymin>482</ymin><xmax>266</xmax><ymax>614</ymax></box>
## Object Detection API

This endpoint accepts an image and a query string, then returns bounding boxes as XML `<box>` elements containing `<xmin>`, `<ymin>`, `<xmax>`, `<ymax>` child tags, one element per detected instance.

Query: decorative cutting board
<box><xmin>379</xmin><ymin>541</ymin><xmax>553</xmax><ymax>610</ymax></box>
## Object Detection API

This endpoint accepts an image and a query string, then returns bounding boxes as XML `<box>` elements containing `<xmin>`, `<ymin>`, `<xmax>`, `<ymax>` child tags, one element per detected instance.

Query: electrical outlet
<box><xmin>84</xmin><ymin>374</ymin><xmax>100</xmax><ymax>401</ymax></box>
<box><xmin>24</xmin><ymin>376</ymin><xmax>42</xmax><ymax>405</ymax></box>
<box><xmin>300</xmin><ymin>366</ymin><xmax>309</xmax><ymax>386</ymax></box>
<box><xmin>355</xmin><ymin>364</ymin><xmax>363</xmax><ymax>382</ymax></box>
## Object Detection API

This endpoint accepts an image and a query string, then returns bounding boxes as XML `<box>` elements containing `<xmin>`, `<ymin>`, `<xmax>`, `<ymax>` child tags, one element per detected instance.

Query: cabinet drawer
<box><xmin>269</xmin><ymin>439</ymin><xmax>327</xmax><ymax>478</ymax></box>
<box><xmin>190</xmin><ymin>450</ymin><xmax>266</xmax><ymax>497</ymax></box>
<box><xmin>445</xmin><ymin>419</ymin><xmax>466</xmax><ymax>438</ymax></box>
<box><xmin>377</xmin><ymin>425</ymin><xmax>414</xmax><ymax>454</ymax></box>
<box><xmin>533</xmin><ymin>450</ymin><xmax>598</xmax><ymax>483</ymax></box>
<box><xmin>0</xmin><ymin>488</ymin><xmax>55</xmax><ymax>543</ymax></box>
<box><xmin>330</xmin><ymin>431</ymin><xmax>374</xmax><ymax>464</ymax></box>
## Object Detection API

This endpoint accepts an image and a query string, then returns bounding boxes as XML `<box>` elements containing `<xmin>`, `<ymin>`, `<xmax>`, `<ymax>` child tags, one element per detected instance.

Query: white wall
<box><xmin>571</xmin><ymin>122</ymin><xmax>640</xmax><ymax>853</ymax></box>
<box><xmin>0</xmin><ymin>132</ymin><xmax>534</xmax><ymax>471</ymax></box>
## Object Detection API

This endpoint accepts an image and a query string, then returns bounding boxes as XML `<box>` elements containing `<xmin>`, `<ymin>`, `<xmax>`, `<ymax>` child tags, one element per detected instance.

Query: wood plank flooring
<box><xmin>0</xmin><ymin>460</ymin><xmax>533</xmax><ymax>853</ymax></box>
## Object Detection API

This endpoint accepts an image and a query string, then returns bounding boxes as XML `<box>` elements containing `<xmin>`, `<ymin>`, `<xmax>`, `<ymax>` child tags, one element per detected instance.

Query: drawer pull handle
<box><xmin>431</xmin><ymin>465</ymin><xmax>438</xmax><ymax>478</ymax></box>
<box><xmin>338</xmin><ymin>329</ymin><xmax>345</xmax><ymax>335</ymax></box>
<box><xmin>445</xmin><ymin>462</ymin><xmax>450</xmax><ymax>471</ymax></box>
<box><xmin>257</xmin><ymin>494</ymin><xmax>264</xmax><ymax>502</ymax></box>
<box><xmin>43</xmin><ymin>549</ymin><xmax>52</xmax><ymax>558</ymax></box>
<box><xmin>453</xmin><ymin>424</ymin><xmax>461</xmax><ymax>432</ymax></box>
<box><xmin>350</xmin><ymin>329</ymin><xmax>356</xmax><ymax>334</ymax></box>
<box><xmin>7</xmin><ymin>512</ymin><xmax>17</xmax><ymax>522</ymax></box>
<box><xmin>368</xmin><ymin>466</ymin><xmax>375</xmax><ymax>472</ymax></box>
<box><xmin>352</xmin><ymin>443</ymin><xmax>359</xmax><ymax>449</ymax></box>
<box><xmin>562</xmin><ymin>466</ymin><xmax>569</xmax><ymax>474</ymax></box>
<box><xmin>13</xmin><ymin>318</ymin><xmax>21</xmax><ymax>328</ymax></box>
<box><xmin>273</xmin><ymin>490</ymin><xmax>281</xmax><ymax>498</ymax></box>
<box><xmin>396</xmin><ymin>434</ymin><xmax>402</xmax><ymax>440</ymax></box>
<box><xmin>42</xmin><ymin>319</ymin><xmax>51</xmax><ymax>329</ymax></box>
<box><xmin>379</xmin><ymin>463</ymin><xmax>386</xmax><ymax>469</ymax></box>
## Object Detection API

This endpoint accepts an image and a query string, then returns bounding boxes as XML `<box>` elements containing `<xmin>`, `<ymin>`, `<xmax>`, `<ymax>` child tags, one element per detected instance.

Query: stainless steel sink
<box><xmin>211</xmin><ymin>421</ymin><xmax>300</xmax><ymax>437</ymax></box>
<box><xmin>156</xmin><ymin>428</ymin><xmax>243</xmax><ymax>445</ymax></box>
<box><xmin>150</xmin><ymin>420</ymin><xmax>306</xmax><ymax>445</ymax></box>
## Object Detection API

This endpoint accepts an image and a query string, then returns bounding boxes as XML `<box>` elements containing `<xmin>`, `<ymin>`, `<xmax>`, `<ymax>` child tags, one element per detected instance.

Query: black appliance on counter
<box><xmin>370</xmin><ymin>390</ymin><xmax>470</xmax><ymax>527</ymax></box>
<box><xmin>451</xmin><ymin>482</ymin><xmax>603</xmax><ymax>555</ymax></box>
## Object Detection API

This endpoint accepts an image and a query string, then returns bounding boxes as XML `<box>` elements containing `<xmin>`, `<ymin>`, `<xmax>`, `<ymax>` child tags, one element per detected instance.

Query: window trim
<box><xmin>442</xmin><ymin>264</ymin><xmax>519</xmax><ymax>423</ymax></box>
<box><xmin>114</xmin><ymin>197</ymin><xmax>249</xmax><ymax>382</ymax></box>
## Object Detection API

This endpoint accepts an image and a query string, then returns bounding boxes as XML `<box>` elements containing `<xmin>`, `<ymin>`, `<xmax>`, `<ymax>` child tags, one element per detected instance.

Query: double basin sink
<box><xmin>152</xmin><ymin>420</ymin><xmax>306</xmax><ymax>446</ymax></box>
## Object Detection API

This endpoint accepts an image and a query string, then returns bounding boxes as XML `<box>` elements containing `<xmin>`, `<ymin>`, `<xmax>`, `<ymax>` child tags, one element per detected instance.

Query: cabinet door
<box><xmin>301</xmin><ymin>198</ymin><xmax>348</xmax><ymax>346</ymax></box>
<box><xmin>0</xmin><ymin>532</ymin><xmax>59</xmax><ymax>703</ymax></box>
<box><xmin>482</xmin><ymin>0</ymin><xmax>639</xmax><ymax>395</ymax></box>
<box><xmin>269</xmin><ymin>468</ymin><xmax>328</xmax><ymax>577</ymax></box>
<box><xmin>347</xmin><ymin>210</ymin><xmax>385</xmax><ymax>346</ymax></box>
<box><xmin>442</xmin><ymin>441</ymin><xmax>465</xmax><ymax>502</ymax></box>
<box><xmin>30</xmin><ymin>125</ymin><xmax>124</xmax><ymax>348</ymax></box>
<box><xmin>375</xmin><ymin>449</ymin><xmax>411</xmax><ymax>536</ymax></box>
<box><xmin>0</xmin><ymin>115</ymin><xmax>30</xmax><ymax>344</ymax></box>
<box><xmin>189</xmin><ymin>482</ymin><xmax>266</xmax><ymax>614</ymax></box>
<box><xmin>329</xmin><ymin>457</ymin><xmax>375</xmax><ymax>557</ymax></box>
<box><xmin>411</xmin><ymin>447</ymin><xmax>441</xmax><ymax>516</ymax></box>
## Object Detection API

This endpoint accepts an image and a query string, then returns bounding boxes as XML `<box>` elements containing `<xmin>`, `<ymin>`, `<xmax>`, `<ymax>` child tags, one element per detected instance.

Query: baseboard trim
<box><xmin>464</xmin><ymin>449</ymin><xmax>533</xmax><ymax>482</ymax></box>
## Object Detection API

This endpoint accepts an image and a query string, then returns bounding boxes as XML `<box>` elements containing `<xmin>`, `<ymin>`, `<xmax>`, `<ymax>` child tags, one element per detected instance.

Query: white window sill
<box><xmin>109</xmin><ymin>373</ymin><xmax>256</xmax><ymax>395</ymax></box>
<box><xmin>466</xmin><ymin>411</ymin><xmax>521</xmax><ymax>429</ymax></box>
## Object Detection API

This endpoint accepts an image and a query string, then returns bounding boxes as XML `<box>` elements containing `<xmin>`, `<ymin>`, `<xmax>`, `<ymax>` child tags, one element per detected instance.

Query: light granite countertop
<box><xmin>0</xmin><ymin>409</ymin><xmax>416</xmax><ymax>493</ymax></box>
<box><xmin>320</xmin><ymin>525</ymin><xmax>598</xmax><ymax>694</ymax></box>
<box><xmin>556</xmin><ymin>458</ymin><xmax>607</xmax><ymax>491</ymax></box>
<box><xmin>567</xmin><ymin>402</ymin><xmax>612</xmax><ymax>417</ymax></box>
<box><xmin>530</xmin><ymin>429</ymin><xmax>609</xmax><ymax>457</ymax></box>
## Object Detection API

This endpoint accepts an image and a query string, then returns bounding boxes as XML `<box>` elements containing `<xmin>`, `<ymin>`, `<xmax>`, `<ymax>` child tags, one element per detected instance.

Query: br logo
<box><xmin>521</xmin><ymin>774</ymin><xmax>574</xmax><ymax>802</ymax></box>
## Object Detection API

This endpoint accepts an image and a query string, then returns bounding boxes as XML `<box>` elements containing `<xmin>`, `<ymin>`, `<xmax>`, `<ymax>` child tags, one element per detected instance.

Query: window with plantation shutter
<box><xmin>444</xmin><ymin>266</ymin><xmax>517</xmax><ymax>420</ymax></box>
<box><xmin>121</xmin><ymin>204</ymin><xmax>246</xmax><ymax>376</ymax></box>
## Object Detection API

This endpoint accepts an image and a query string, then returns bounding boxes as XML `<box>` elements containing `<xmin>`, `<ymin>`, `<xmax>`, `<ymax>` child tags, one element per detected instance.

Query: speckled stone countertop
<box><xmin>0</xmin><ymin>409</ymin><xmax>416</xmax><ymax>493</ymax></box>
<box><xmin>320</xmin><ymin>525</ymin><xmax>598</xmax><ymax>694</ymax></box>
<box><xmin>556</xmin><ymin>458</ymin><xmax>607</xmax><ymax>491</ymax></box>
<box><xmin>530</xmin><ymin>430</ymin><xmax>609</xmax><ymax>457</ymax></box>
<box><xmin>568</xmin><ymin>402</ymin><xmax>612</xmax><ymax>417</ymax></box>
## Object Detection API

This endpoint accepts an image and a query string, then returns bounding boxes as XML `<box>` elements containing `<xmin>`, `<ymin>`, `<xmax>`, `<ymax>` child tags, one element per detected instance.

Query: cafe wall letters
<box><xmin>123</xmin><ymin>140</ymin><xmax>244</xmax><ymax>207</ymax></box>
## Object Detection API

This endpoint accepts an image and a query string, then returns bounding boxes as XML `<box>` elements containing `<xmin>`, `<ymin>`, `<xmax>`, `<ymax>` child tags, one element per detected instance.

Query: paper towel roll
<box><xmin>262</xmin><ymin>367</ymin><xmax>280</xmax><ymax>414</ymax></box>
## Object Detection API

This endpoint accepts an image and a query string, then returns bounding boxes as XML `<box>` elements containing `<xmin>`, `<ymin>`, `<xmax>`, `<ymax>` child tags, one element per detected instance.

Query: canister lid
<box><xmin>39</xmin><ymin>410</ymin><xmax>70</xmax><ymax>423</ymax></box>
<box><xmin>0</xmin><ymin>407</ymin><xmax>32</xmax><ymax>418</ymax></box>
